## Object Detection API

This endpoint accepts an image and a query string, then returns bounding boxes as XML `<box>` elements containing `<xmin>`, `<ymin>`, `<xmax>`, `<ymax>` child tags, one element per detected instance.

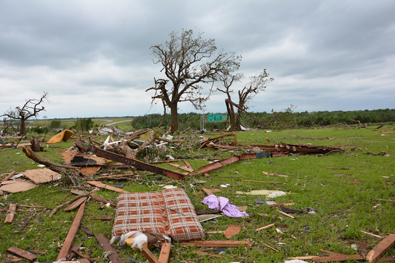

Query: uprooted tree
<box><xmin>217</xmin><ymin>69</ymin><xmax>273</xmax><ymax>130</ymax></box>
<box><xmin>1</xmin><ymin>92</ymin><xmax>48</xmax><ymax>135</ymax></box>
<box><xmin>147</xmin><ymin>29</ymin><xmax>241</xmax><ymax>134</ymax></box>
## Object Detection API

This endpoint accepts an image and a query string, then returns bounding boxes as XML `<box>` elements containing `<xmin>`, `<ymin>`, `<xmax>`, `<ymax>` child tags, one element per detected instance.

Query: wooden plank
<box><xmin>49</xmin><ymin>193</ymin><xmax>90</xmax><ymax>218</ymax></box>
<box><xmin>64</xmin><ymin>197</ymin><xmax>88</xmax><ymax>211</ymax></box>
<box><xmin>158</xmin><ymin>243</ymin><xmax>171</xmax><ymax>263</ymax></box>
<box><xmin>87</xmin><ymin>181</ymin><xmax>130</xmax><ymax>193</ymax></box>
<box><xmin>6</xmin><ymin>247</ymin><xmax>37</xmax><ymax>261</ymax></box>
<box><xmin>5</xmin><ymin>204</ymin><xmax>17</xmax><ymax>224</ymax></box>
<box><xmin>90</xmin><ymin>193</ymin><xmax>117</xmax><ymax>207</ymax></box>
<box><xmin>167</xmin><ymin>163</ymin><xmax>194</xmax><ymax>173</ymax></box>
<box><xmin>366</xmin><ymin>234</ymin><xmax>395</xmax><ymax>263</ymax></box>
<box><xmin>182</xmin><ymin>240</ymin><xmax>253</xmax><ymax>247</ymax></box>
<box><xmin>224</xmin><ymin>225</ymin><xmax>241</xmax><ymax>238</ymax></box>
<box><xmin>141</xmin><ymin>246</ymin><xmax>160</xmax><ymax>263</ymax></box>
<box><xmin>312</xmin><ymin>254</ymin><xmax>364</xmax><ymax>262</ymax></box>
<box><xmin>267</xmin><ymin>203</ymin><xmax>295</xmax><ymax>207</ymax></box>
<box><xmin>80</xmin><ymin>226</ymin><xmax>94</xmax><ymax>236</ymax></box>
<box><xmin>319</xmin><ymin>250</ymin><xmax>345</xmax><ymax>256</ymax></box>
<box><xmin>361</xmin><ymin>230</ymin><xmax>383</xmax><ymax>239</ymax></box>
<box><xmin>56</xmin><ymin>201</ymin><xmax>86</xmax><ymax>261</ymax></box>
<box><xmin>92</xmin><ymin>216</ymin><xmax>114</xmax><ymax>220</ymax></box>
<box><xmin>94</xmin><ymin>233</ymin><xmax>123</xmax><ymax>263</ymax></box>
<box><xmin>255</xmin><ymin>223</ymin><xmax>275</xmax><ymax>233</ymax></box>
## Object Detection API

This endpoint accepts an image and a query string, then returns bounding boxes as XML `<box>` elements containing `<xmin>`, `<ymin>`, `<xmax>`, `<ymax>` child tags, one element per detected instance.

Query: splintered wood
<box><xmin>5</xmin><ymin>204</ymin><xmax>17</xmax><ymax>224</ymax></box>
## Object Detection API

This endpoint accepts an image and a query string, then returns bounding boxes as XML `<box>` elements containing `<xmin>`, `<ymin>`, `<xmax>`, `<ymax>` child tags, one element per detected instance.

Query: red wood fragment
<box><xmin>6</xmin><ymin>247</ymin><xmax>37</xmax><ymax>261</ymax></box>
<box><xmin>141</xmin><ymin>246</ymin><xmax>160</xmax><ymax>263</ymax></box>
<box><xmin>367</xmin><ymin>234</ymin><xmax>395</xmax><ymax>263</ymax></box>
<box><xmin>56</xmin><ymin>201</ymin><xmax>86</xmax><ymax>261</ymax></box>
<box><xmin>94</xmin><ymin>233</ymin><xmax>123</xmax><ymax>263</ymax></box>
<box><xmin>224</xmin><ymin>225</ymin><xmax>241</xmax><ymax>238</ymax></box>
<box><xmin>158</xmin><ymin>243</ymin><xmax>171</xmax><ymax>263</ymax></box>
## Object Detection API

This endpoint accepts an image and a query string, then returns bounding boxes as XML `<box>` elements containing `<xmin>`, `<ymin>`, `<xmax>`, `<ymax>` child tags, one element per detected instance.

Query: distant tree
<box><xmin>49</xmin><ymin>120</ymin><xmax>62</xmax><ymax>130</ymax></box>
<box><xmin>147</xmin><ymin>29</ymin><xmax>241</xmax><ymax>134</ymax></box>
<box><xmin>217</xmin><ymin>70</ymin><xmax>273</xmax><ymax>130</ymax></box>
<box><xmin>75</xmin><ymin>118</ymin><xmax>94</xmax><ymax>131</ymax></box>
<box><xmin>1</xmin><ymin>92</ymin><xmax>48</xmax><ymax>135</ymax></box>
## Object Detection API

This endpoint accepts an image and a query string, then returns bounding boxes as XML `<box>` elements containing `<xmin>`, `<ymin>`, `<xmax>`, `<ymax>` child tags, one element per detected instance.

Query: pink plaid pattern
<box><xmin>112</xmin><ymin>189</ymin><xmax>205</xmax><ymax>242</ymax></box>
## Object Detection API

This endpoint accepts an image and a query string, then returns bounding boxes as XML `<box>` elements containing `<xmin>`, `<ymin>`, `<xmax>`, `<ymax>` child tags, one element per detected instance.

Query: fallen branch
<box><xmin>22</xmin><ymin>146</ymin><xmax>81</xmax><ymax>185</ymax></box>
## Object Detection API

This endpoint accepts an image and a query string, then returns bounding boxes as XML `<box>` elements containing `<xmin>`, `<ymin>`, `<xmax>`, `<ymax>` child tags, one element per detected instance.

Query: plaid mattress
<box><xmin>112</xmin><ymin>189</ymin><xmax>205</xmax><ymax>242</ymax></box>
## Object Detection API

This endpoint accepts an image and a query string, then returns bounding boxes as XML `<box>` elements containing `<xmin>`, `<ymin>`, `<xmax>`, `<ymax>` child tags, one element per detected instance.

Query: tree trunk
<box><xmin>170</xmin><ymin>104</ymin><xmax>178</xmax><ymax>134</ymax></box>
<box><xmin>235</xmin><ymin>110</ymin><xmax>242</xmax><ymax>131</ymax></box>
<box><xmin>20</xmin><ymin>117</ymin><xmax>26</xmax><ymax>135</ymax></box>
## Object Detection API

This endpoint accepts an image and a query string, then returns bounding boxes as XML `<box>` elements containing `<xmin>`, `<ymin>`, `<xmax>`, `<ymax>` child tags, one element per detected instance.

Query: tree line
<box><xmin>131</xmin><ymin>107</ymin><xmax>395</xmax><ymax>131</ymax></box>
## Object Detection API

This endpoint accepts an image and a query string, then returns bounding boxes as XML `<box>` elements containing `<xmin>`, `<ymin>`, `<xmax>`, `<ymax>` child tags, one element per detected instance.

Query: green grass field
<box><xmin>0</xmin><ymin>124</ymin><xmax>394</xmax><ymax>262</ymax></box>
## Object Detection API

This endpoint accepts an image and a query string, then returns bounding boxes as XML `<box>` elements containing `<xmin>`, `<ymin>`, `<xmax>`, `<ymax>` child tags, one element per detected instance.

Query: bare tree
<box><xmin>217</xmin><ymin>70</ymin><xmax>273</xmax><ymax>130</ymax></box>
<box><xmin>1</xmin><ymin>92</ymin><xmax>48</xmax><ymax>135</ymax></box>
<box><xmin>146</xmin><ymin>29</ymin><xmax>241</xmax><ymax>134</ymax></box>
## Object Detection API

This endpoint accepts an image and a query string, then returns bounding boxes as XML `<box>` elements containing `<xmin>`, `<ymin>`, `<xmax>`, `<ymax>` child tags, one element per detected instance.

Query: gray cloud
<box><xmin>0</xmin><ymin>0</ymin><xmax>394</xmax><ymax>119</ymax></box>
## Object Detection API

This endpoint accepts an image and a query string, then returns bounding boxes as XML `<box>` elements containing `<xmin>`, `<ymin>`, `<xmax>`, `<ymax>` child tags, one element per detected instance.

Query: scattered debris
<box><xmin>224</xmin><ymin>225</ymin><xmax>241</xmax><ymax>238</ymax></box>
<box><xmin>47</xmin><ymin>129</ymin><xmax>74</xmax><ymax>144</ymax></box>
<box><xmin>182</xmin><ymin>240</ymin><xmax>253</xmax><ymax>247</ymax></box>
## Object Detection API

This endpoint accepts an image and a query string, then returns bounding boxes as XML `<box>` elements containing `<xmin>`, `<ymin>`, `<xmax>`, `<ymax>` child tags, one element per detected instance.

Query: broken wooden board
<box><xmin>0</xmin><ymin>180</ymin><xmax>37</xmax><ymax>193</ymax></box>
<box><xmin>141</xmin><ymin>246</ymin><xmax>160</xmax><ymax>263</ymax></box>
<box><xmin>366</xmin><ymin>234</ymin><xmax>395</xmax><ymax>263</ymax></box>
<box><xmin>86</xmin><ymin>181</ymin><xmax>130</xmax><ymax>193</ymax></box>
<box><xmin>224</xmin><ymin>225</ymin><xmax>241</xmax><ymax>238</ymax></box>
<box><xmin>64</xmin><ymin>197</ymin><xmax>88</xmax><ymax>211</ymax></box>
<box><xmin>4</xmin><ymin>204</ymin><xmax>17</xmax><ymax>224</ymax></box>
<box><xmin>183</xmin><ymin>240</ymin><xmax>253</xmax><ymax>247</ymax></box>
<box><xmin>0</xmin><ymin>171</ymin><xmax>16</xmax><ymax>184</ymax></box>
<box><xmin>23</xmin><ymin>168</ymin><xmax>61</xmax><ymax>184</ymax></box>
<box><xmin>7</xmin><ymin>247</ymin><xmax>37</xmax><ymax>261</ymax></box>
<box><xmin>56</xmin><ymin>201</ymin><xmax>86</xmax><ymax>261</ymax></box>
<box><xmin>158</xmin><ymin>243</ymin><xmax>171</xmax><ymax>263</ymax></box>
<box><xmin>94</xmin><ymin>233</ymin><xmax>123</xmax><ymax>263</ymax></box>
<box><xmin>89</xmin><ymin>193</ymin><xmax>117</xmax><ymax>207</ymax></box>
<box><xmin>79</xmin><ymin>166</ymin><xmax>101</xmax><ymax>176</ymax></box>
<box><xmin>196</xmin><ymin>188</ymin><xmax>221</xmax><ymax>195</ymax></box>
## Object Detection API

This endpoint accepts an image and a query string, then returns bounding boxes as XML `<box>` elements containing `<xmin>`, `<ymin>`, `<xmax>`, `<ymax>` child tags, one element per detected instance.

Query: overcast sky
<box><xmin>1</xmin><ymin>0</ymin><xmax>394</xmax><ymax>119</ymax></box>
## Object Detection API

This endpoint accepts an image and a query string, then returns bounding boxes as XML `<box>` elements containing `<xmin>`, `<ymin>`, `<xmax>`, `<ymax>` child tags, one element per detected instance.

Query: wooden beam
<box><xmin>366</xmin><ymin>234</ymin><xmax>395</xmax><ymax>263</ymax></box>
<box><xmin>182</xmin><ymin>240</ymin><xmax>253</xmax><ymax>247</ymax></box>
<box><xmin>56</xmin><ymin>201</ymin><xmax>86</xmax><ymax>261</ymax></box>
<box><xmin>90</xmin><ymin>193</ymin><xmax>116</xmax><ymax>207</ymax></box>
<box><xmin>94</xmin><ymin>233</ymin><xmax>123</xmax><ymax>263</ymax></box>
<box><xmin>5</xmin><ymin>204</ymin><xmax>17</xmax><ymax>224</ymax></box>
<box><xmin>6</xmin><ymin>247</ymin><xmax>37</xmax><ymax>262</ymax></box>
<box><xmin>278</xmin><ymin>210</ymin><xmax>295</xmax><ymax>219</ymax></box>
<box><xmin>158</xmin><ymin>243</ymin><xmax>171</xmax><ymax>263</ymax></box>
<box><xmin>141</xmin><ymin>247</ymin><xmax>160</xmax><ymax>263</ymax></box>
<box><xmin>64</xmin><ymin>197</ymin><xmax>88</xmax><ymax>211</ymax></box>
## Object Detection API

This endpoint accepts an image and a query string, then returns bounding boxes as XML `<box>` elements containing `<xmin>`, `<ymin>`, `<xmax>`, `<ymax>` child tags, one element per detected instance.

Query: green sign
<box><xmin>208</xmin><ymin>114</ymin><xmax>227</xmax><ymax>122</ymax></box>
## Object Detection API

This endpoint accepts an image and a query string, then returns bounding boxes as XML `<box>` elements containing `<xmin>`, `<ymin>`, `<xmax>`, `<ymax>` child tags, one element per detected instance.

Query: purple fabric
<box><xmin>202</xmin><ymin>195</ymin><xmax>249</xmax><ymax>218</ymax></box>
